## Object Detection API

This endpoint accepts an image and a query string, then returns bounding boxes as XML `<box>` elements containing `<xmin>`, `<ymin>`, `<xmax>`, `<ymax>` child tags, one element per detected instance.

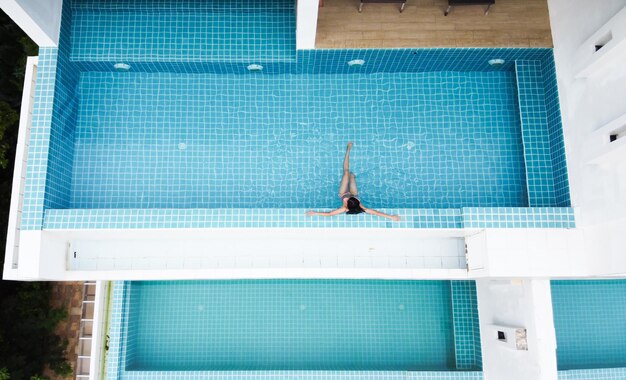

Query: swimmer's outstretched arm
<box><xmin>362</xmin><ymin>207</ymin><xmax>401</xmax><ymax>221</ymax></box>
<box><xmin>306</xmin><ymin>208</ymin><xmax>347</xmax><ymax>217</ymax></box>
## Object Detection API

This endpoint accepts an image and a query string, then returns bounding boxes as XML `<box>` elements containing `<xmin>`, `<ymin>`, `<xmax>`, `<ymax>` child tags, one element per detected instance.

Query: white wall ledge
<box><xmin>574</xmin><ymin>5</ymin><xmax>626</xmax><ymax>79</ymax></box>
<box><xmin>585</xmin><ymin>112</ymin><xmax>626</xmax><ymax>165</ymax></box>
<box><xmin>0</xmin><ymin>0</ymin><xmax>62</xmax><ymax>46</ymax></box>
<box><xmin>3</xmin><ymin>56</ymin><xmax>38</xmax><ymax>281</ymax></box>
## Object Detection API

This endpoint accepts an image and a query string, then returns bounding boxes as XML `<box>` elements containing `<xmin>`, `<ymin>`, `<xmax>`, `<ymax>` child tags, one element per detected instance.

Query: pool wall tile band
<box><xmin>106</xmin><ymin>281</ymin><xmax>484</xmax><ymax>379</ymax></box>
<box><xmin>46</xmin><ymin>0</ymin><xmax>79</xmax><ymax>211</ymax></box>
<box><xmin>22</xmin><ymin>0</ymin><xmax>79</xmax><ymax>230</ymax></box>
<box><xmin>119</xmin><ymin>372</ymin><xmax>484</xmax><ymax>380</ymax></box>
<box><xmin>541</xmin><ymin>54</ymin><xmax>570</xmax><ymax>207</ymax></box>
<box><xmin>451</xmin><ymin>281</ymin><xmax>482</xmax><ymax>370</ymax></box>
<box><xmin>551</xmin><ymin>280</ymin><xmax>626</xmax><ymax>370</ymax></box>
<box><xmin>42</xmin><ymin>207</ymin><xmax>574</xmax><ymax>229</ymax></box>
<box><xmin>70</xmin><ymin>48</ymin><xmax>552</xmax><ymax>74</ymax></box>
<box><xmin>558</xmin><ymin>367</ymin><xmax>626</xmax><ymax>380</ymax></box>
<box><xmin>515</xmin><ymin>61</ymin><xmax>557</xmax><ymax>207</ymax></box>
<box><xmin>105</xmin><ymin>281</ymin><xmax>128</xmax><ymax>377</ymax></box>
<box><xmin>461</xmin><ymin>207</ymin><xmax>575</xmax><ymax>229</ymax></box>
<box><xmin>20</xmin><ymin>47</ymin><xmax>58</xmax><ymax>230</ymax></box>
<box><xmin>124</xmin><ymin>284</ymin><xmax>140</xmax><ymax>369</ymax></box>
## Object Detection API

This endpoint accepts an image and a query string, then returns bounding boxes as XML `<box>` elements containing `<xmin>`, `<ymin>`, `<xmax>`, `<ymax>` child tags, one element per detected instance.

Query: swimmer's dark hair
<box><xmin>346</xmin><ymin>197</ymin><xmax>365</xmax><ymax>214</ymax></box>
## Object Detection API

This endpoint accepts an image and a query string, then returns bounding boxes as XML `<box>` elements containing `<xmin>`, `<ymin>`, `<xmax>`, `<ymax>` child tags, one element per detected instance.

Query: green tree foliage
<box><xmin>0</xmin><ymin>9</ymin><xmax>72</xmax><ymax>380</ymax></box>
<box><xmin>0</xmin><ymin>101</ymin><xmax>17</xmax><ymax>169</ymax></box>
<box><xmin>0</xmin><ymin>283</ymin><xmax>71</xmax><ymax>379</ymax></box>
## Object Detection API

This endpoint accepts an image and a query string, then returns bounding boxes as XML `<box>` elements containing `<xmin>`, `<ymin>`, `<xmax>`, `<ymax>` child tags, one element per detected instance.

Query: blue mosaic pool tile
<box><xmin>515</xmin><ymin>60</ymin><xmax>557</xmax><ymax>207</ymax></box>
<box><xmin>297</xmin><ymin>48</ymin><xmax>551</xmax><ymax>74</ymax></box>
<box><xmin>462</xmin><ymin>207</ymin><xmax>575</xmax><ymax>228</ymax></box>
<box><xmin>106</xmin><ymin>281</ymin><xmax>129</xmax><ymax>378</ymax></box>
<box><xmin>21</xmin><ymin>47</ymin><xmax>59</xmax><ymax>230</ymax></box>
<box><xmin>43</xmin><ymin>207</ymin><xmax>575</xmax><ymax>229</ymax></box>
<box><xmin>45</xmin><ymin>0</ymin><xmax>79</xmax><ymax>211</ymax></box>
<box><xmin>451</xmin><ymin>281</ymin><xmax>482</xmax><ymax>370</ymax></box>
<box><xmin>43</xmin><ymin>208</ymin><xmax>416</xmax><ymax>229</ymax></box>
<box><xmin>70</xmin><ymin>0</ymin><xmax>296</xmax><ymax>63</ymax></box>
<box><xmin>540</xmin><ymin>52</ymin><xmax>570</xmax><ymax>207</ymax></box>
<box><xmin>69</xmin><ymin>48</ymin><xmax>552</xmax><ymax>75</ymax></box>
<box><xmin>126</xmin><ymin>280</ymin><xmax>456</xmax><ymax>371</ymax></box>
<box><xmin>22</xmin><ymin>0</ymin><xmax>80</xmax><ymax>230</ymax></box>
<box><xmin>24</xmin><ymin>46</ymin><xmax>570</xmax><ymax>231</ymax></box>
<box><xmin>71</xmin><ymin>70</ymin><xmax>526</xmax><ymax>210</ymax></box>
<box><xmin>551</xmin><ymin>280</ymin><xmax>626</xmax><ymax>370</ymax></box>
<box><xmin>68</xmin><ymin>48</ymin><xmax>552</xmax><ymax>75</ymax></box>
<box><xmin>412</xmin><ymin>209</ymin><xmax>462</xmax><ymax>229</ymax></box>
<box><xmin>106</xmin><ymin>281</ymin><xmax>484</xmax><ymax>380</ymax></box>
<box><xmin>118</xmin><ymin>371</ymin><xmax>484</xmax><ymax>380</ymax></box>
<box><xmin>558</xmin><ymin>367</ymin><xmax>626</xmax><ymax>380</ymax></box>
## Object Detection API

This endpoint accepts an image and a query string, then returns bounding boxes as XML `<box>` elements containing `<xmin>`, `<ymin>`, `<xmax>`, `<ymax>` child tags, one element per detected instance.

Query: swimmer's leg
<box><xmin>349</xmin><ymin>172</ymin><xmax>358</xmax><ymax>196</ymax></box>
<box><xmin>338</xmin><ymin>142</ymin><xmax>353</xmax><ymax>196</ymax></box>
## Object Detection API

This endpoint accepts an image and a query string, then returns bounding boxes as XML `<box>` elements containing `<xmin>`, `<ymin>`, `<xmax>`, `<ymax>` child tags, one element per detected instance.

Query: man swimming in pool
<box><xmin>306</xmin><ymin>142</ymin><xmax>401</xmax><ymax>221</ymax></box>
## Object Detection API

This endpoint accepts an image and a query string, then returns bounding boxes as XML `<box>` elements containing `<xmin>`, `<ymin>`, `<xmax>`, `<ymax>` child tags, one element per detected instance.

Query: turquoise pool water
<box><xmin>72</xmin><ymin>71</ymin><xmax>526</xmax><ymax>209</ymax></box>
<box><xmin>123</xmin><ymin>280</ymin><xmax>476</xmax><ymax>371</ymax></box>
<box><xmin>551</xmin><ymin>280</ymin><xmax>626</xmax><ymax>370</ymax></box>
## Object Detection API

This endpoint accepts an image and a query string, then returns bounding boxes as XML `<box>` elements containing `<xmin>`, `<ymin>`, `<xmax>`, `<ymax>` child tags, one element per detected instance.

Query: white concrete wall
<box><xmin>2</xmin><ymin>56</ymin><xmax>38</xmax><ymax>281</ymax></box>
<box><xmin>548</xmin><ymin>0</ymin><xmax>626</xmax><ymax>276</ymax></box>
<box><xmin>8</xmin><ymin>229</ymin><xmax>472</xmax><ymax>281</ymax></box>
<box><xmin>296</xmin><ymin>0</ymin><xmax>319</xmax><ymax>49</ymax></box>
<box><xmin>477</xmin><ymin>279</ymin><xmax>558</xmax><ymax>380</ymax></box>
<box><xmin>0</xmin><ymin>0</ymin><xmax>63</xmax><ymax>46</ymax></box>
<box><xmin>466</xmin><ymin>229</ymin><xmax>589</xmax><ymax>278</ymax></box>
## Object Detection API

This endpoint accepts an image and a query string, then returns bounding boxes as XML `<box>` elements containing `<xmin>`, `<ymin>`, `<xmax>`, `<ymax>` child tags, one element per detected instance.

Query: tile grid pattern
<box><xmin>43</xmin><ymin>207</ymin><xmax>575</xmax><ymax>229</ymax></box>
<box><xmin>69</xmin><ymin>48</ymin><xmax>552</xmax><ymax>75</ymax></box>
<box><xmin>21</xmin><ymin>47</ymin><xmax>59</xmax><ymax>230</ymax></box>
<box><xmin>462</xmin><ymin>207</ymin><xmax>575</xmax><ymax>229</ymax></box>
<box><xmin>45</xmin><ymin>0</ymin><xmax>80</xmax><ymax>211</ymax></box>
<box><xmin>22</xmin><ymin>0</ymin><xmax>80</xmax><ymax>230</ymax></box>
<box><xmin>541</xmin><ymin>52</ymin><xmax>570</xmax><ymax>207</ymax></box>
<box><xmin>70</xmin><ymin>0</ymin><xmax>296</xmax><ymax>63</ymax></box>
<box><xmin>105</xmin><ymin>281</ymin><xmax>128</xmax><ymax>378</ymax></box>
<box><xmin>126</xmin><ymin>280</ymin><xmax>457</xmax><ymax>371</ymax></box>
<box><xmin>551</xmin><ymin>280</ymin><xmax>626</xmax><ymax>370</ymax></box>
<box><xmin>451</xmin><ymin>281</ymin><xmax>482</xmax><ymax>370</ymax></box>
<box><xmin>106</xmin><ymin>281</ymin><xmax>484</xmax><ymax>380</ymax></box>
<box><xmin>515</xmin><ymin>60</ymin><xmax>556</xmax><ymax>207</ymax></box>
<box><xmin>71</xmin><ymin>70</ymin><xmax>525</xmax><ymax>210</ymax></box>
<box><xmin>23</xmin><ymin>39</ymin><xmax>571</xmax><ymax>230</ymax></box>
<box><xmin>120</xmin><ymin>371</ymin><xmax>484</xmax><ymax>379</ymax></box>
<box><xmin>558</xmin><ymin>368</ymin><xmax>626</xmax><ymax>380</ymax></box>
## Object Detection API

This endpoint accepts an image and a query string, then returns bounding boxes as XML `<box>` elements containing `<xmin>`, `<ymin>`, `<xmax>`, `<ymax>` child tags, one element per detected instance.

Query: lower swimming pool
<box><xmin>111</xmin><ymin>280</ymin><xmax>481</xmax><ymax>373</ymax></box>
<box><xmin>551</xmin><ymin>280</ymin><xmax>626</xmax><ymax>370</ymax></box>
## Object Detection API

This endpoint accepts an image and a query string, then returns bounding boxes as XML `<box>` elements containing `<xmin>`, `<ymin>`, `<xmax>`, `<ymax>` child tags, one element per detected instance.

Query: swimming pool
<box><xmin>27</xmin><ymin>47</ymin><xmax>574</xmax><ymax>230</ymax></box>
<box><xmin>108</xmin><ymin>280</ymin><xmax>481</xmax><ymax>375</ymax></box>
<box><xmin>72</xmin><ymin>70</ymin><xmax>524</xmax><ymax>209</ymax></box>
<box><xmin>551</xmin><ymin>280</ymin><xmax>626</xmax><ymax>370</ymax></box>
<box><xmin>20</xmin><ymin>0</ymin><xmax>572</xmax><ymax>231</ymax></box>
